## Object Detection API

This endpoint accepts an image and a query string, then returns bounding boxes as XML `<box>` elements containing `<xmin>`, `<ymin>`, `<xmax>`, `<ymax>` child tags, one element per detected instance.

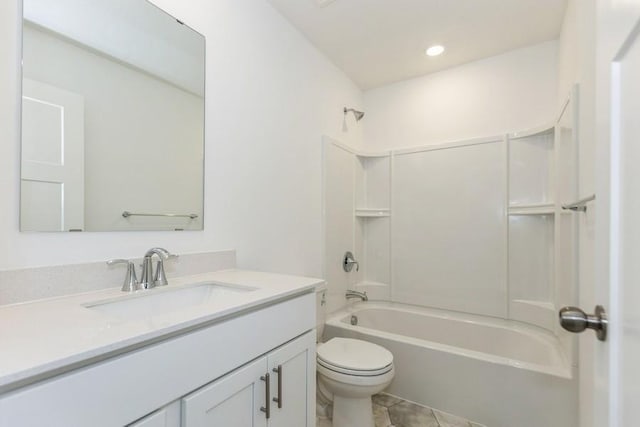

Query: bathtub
<box><xmin>323</xmin><ymin>302</ymin><xmax>578</xmax><ymax>427</ymax></box>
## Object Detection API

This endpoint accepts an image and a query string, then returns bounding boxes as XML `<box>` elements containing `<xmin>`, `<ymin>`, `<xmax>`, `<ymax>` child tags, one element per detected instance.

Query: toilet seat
<box><xmin>317</xmin><ymin>361</ymin><xmax>395</xmax><ymax>388</ymax></box>
<box><xmin>317</xmin><ymin>358</ymin><xmax>393</xmax><ymax>376</ymax></box>
<box><xmin>317</xmin><ymin>338</ymin><xmax>393</xmax><ymax>377</ymax></box>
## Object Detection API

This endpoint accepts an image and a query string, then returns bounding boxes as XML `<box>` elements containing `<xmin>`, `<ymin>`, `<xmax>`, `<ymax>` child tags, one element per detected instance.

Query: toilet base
<box><xmin>332</xmin><ymin>395</ymin><xmax>374</xmax><ymax>427</ymax></box>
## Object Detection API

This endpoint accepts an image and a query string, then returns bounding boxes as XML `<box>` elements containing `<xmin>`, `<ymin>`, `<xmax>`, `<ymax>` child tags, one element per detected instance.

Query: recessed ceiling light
<box><xmin>426</xmin><ymin>45</ymin><xmax>445</xmax><ymax>57</ymax></box>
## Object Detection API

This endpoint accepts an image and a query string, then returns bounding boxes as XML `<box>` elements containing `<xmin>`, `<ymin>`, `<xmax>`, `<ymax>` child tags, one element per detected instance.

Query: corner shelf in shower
<box><xmin>508</xmin><ymin>203</ymin><xmax>555</xmax><ymax>216</ymax></box>
<box><xmin>355</xmin><ymin>208</ymin><xmax>390</xmax><ymax>218</ymax></box>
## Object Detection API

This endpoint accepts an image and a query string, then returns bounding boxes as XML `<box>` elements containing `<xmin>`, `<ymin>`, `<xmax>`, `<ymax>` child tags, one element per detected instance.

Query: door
<box><xmin>587</xmin><ymin>2</ymin><xmax>640</xmax><ymax>426</ymax></box>
<box><xmin>21</xmin><ymin>78</ymin><xmax>84</xmax><ymax>231</ymax></box>
<box><xmin>182</xmin><ymin>357</ymin><xmax>268</xmax><ymax>427</ymax></box>
<box><xmin>267</xmin><ymin>332</ymin><xmax>315</xmax><ymax>427</ymax></box>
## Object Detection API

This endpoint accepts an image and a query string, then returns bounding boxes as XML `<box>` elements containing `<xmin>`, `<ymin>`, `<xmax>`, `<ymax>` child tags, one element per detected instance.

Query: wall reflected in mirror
<box><xmin>20</xmin><ymin>0</ymin><xmax>205</xmax><ymax>232</ymax></box>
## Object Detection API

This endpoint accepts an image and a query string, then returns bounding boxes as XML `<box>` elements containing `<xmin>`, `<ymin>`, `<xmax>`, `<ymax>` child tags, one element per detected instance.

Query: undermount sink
<box><xmin>84</xmin><ymin>282</ymin><xmax>255</xmax><ymax>321</ymax></box>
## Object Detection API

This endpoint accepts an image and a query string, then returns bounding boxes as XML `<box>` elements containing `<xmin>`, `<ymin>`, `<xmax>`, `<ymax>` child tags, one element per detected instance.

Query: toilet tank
<box><xmin>316</xmin><ymin>285</ymin><xmax>327</xmax><ymax>343</ymax></box>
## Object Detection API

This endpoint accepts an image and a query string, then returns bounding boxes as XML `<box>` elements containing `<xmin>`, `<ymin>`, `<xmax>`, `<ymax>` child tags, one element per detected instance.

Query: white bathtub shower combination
<box><xmin>323</xmin><ymin>105</ymin><xmax>581</xmax><ymax>427</ymax></box>
<box><xmin>324</xmin><ymin>302</ymin><xmax>577</xmax><ymax>427</ymax></box>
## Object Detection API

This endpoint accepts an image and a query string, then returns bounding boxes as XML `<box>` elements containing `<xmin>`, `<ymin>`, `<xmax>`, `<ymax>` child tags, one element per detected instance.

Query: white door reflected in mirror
<box><xmin>21</xmin><ymin>79</ymin><xmax>84</xmax><ymax>232</ymax></box>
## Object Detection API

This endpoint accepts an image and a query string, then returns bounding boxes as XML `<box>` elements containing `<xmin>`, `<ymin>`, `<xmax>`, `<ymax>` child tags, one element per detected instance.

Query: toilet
<box><xmin>315</xmin><ymin>288</ymin><xmax>395</xmax><ymax>427</ymax></box>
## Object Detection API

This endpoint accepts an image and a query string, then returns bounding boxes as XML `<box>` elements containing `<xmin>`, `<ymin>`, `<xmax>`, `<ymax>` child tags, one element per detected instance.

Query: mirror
<box><xmin>20</xmin><ymin>0</ymin><xmax>205</xmax><ymax>232</ymax></box>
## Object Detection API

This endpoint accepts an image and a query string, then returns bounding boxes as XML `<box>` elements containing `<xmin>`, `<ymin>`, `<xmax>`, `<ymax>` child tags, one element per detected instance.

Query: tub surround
<box><xmin>324</xmin><ymin>124</ymin><xmax>577</xmax><ymax>332</ymax></box>
<box><xmin>0</xmin><ymin>249</ymin><xmax>236</xmax><ymax>306</ymax></box>
<box><xmin>0</xmin><ymin>268</ymin><xmax>323</xmax><ymax>394</ymax></box>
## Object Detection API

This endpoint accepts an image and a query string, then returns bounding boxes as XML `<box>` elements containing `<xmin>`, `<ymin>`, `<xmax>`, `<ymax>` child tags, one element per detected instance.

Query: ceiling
<box><xmin>267</xmin><ymin>0</ymin><xmax>568</xmax><ymax>90</ymax></box>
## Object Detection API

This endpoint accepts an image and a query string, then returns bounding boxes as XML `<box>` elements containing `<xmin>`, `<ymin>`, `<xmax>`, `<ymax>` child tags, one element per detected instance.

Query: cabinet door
<box><xmin>128</xmin><ymin>401</ymin><xmax>180</xmax><ymax>427</ymax></box>
<box><xmin>182</xmin><ymin>357</ymin><xmax>269</xmax><ymax>427</ymax></box>
<box><xmin>267</xmin><ymin>332</ymin><xmax>316</xmax><ymax>427</ymax></box>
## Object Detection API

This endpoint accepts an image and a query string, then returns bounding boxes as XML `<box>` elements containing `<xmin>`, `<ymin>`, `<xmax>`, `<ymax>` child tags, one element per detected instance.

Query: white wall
<box><xmin>558</xmin><ymin>0</ymin><xmax>596</xmax><ymax>201</ymax></box>
<box><xmin>0</xmin><ymin>0</ymin><xmax>363</xmax><ymax>273</ymax></box>
<box><xmin>557</xmin><ymin>1</ymin><xmax>597</xmax><ymax>427</ymax></box>
<box><xmin>363</xmin><ymin>41</ymin><xmax>558</xmax><ymax>150</ymax></box>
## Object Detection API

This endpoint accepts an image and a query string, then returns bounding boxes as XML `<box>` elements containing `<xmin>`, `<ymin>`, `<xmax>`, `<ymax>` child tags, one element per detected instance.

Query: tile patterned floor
<box><xmin>316</xmin><ymin>393</ymin><xmax>486</xmax><ymax>427</ymax></box>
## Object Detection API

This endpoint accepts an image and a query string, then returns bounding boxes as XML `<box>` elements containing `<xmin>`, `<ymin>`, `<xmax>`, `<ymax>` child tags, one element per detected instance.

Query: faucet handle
<box><xmin>153</xmin><ymin>252</ymin><xmax>178</xmax><ymax>287</ymax></box>
<box><xmin>107</xmin><ymin>259</ymin><xmax>139</xmax><ymax>292</ymax></box>
<box><xmin>343</xmin><ymin>251</ymin><xmax>360</xmax><ymax>272</ymax></box>
<box><xmin>154</xmin><ymin>260</ymin><xmax>168</xmax><ymax>287</ymax></box>
<box><xmin>107</xmin><ymin>259</ymin><xmax>128</xmax><ymax>265</ymax></box>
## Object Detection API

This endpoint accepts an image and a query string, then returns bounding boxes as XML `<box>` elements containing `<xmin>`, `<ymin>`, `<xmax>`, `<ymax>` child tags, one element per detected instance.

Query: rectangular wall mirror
<box><xmin>20</xmin><ymin>0</ymin><xmax>205</xmax><ymax>232</ymax></box>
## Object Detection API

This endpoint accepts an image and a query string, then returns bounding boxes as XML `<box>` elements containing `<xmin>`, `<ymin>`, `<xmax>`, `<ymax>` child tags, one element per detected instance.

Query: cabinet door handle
<box><xmin>260</xmin><ymin>373</ymin><xmax>271</xmax><ymax>419</ymax></box>
<box><xmin>272</xmin><ymin>365</ymin><xmax>283</xmax><ymax>408</ymax></box>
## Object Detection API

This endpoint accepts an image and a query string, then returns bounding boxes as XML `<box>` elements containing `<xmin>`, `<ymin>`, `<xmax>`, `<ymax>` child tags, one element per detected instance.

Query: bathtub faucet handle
<box><xmin>343</xmin><ymin>251</ymin><xmax>359</xmax><ymax>272</ymax></box>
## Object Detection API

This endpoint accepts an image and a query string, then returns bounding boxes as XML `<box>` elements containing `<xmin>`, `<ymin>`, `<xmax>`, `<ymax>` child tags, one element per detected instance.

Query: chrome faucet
<box><xmin>139</xmin><ymin>248</ymin><xmax>176</xmax><ymax>289</ymax></box>
<box><xmin>346</xmin><ymin>290</ymin><xmax>368</xmax><ymax>302</ymax></box>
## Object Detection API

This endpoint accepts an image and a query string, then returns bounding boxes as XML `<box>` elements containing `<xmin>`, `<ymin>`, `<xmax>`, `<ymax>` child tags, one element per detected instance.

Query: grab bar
<box><xmin>561</xmin><ymin>195</ymin><xmax>595</xmax><ymax>212</ymax></box>
<box><xmin>122</xmin><ymin>211</ymin><xmax>198</xmax><ymax>219</ymax></box>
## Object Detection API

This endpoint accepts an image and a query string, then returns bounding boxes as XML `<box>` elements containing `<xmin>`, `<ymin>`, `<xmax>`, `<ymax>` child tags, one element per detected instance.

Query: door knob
<box><xmin>559</xmin><ymin>305</ymin><xmax>607</xmax><ymax>341</ymax></box>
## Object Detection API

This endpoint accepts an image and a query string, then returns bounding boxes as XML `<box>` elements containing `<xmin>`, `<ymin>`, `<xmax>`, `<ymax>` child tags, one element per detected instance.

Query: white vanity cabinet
<box><xmin>0</xmin><ymin>292</ymin><xmax>316</xmax><ymax>427</ymax></box>
<box><xmin>182</xmin><ymin>332</ymin><xmax>315</xmax><ymax>427</ymax></box>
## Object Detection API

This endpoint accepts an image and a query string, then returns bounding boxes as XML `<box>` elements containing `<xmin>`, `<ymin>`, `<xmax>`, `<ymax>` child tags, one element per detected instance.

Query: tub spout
<box><xmin>346</xmin><ymin>290</ymin><xmax>368</xmax><ymax>302</ymax></box>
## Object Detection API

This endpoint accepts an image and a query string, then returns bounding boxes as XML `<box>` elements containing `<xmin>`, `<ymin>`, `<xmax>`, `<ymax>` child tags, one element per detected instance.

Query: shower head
<box><xmin>344</xmin><ymin>107</ymin><xmax>365</xmax><ymax>121</ymax></box>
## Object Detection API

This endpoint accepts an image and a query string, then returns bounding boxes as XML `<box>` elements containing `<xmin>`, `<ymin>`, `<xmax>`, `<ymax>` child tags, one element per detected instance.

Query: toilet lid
<box><xmin>317</xmin><ymin>338</ymin><xmax>393</xmax><ymax>372</ymax></box>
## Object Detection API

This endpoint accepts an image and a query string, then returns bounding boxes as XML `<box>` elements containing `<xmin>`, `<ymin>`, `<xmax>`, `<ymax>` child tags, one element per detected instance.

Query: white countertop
<box><xmin>0</xmin><ymin>269</ymin><xmax>323</xmax><ymax>393</ymax></box>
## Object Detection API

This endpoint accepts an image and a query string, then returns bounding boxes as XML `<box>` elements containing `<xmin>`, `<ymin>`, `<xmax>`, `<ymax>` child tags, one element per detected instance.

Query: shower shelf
<box><xmin>355</xmin><ymin>208</ymin><xmax>390</xmax><ymax>218</ymax></box>
<box><xmin>508</xmin><ymin>203</ymin><xmax>555</xmax><ymax>216</ymax></box>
